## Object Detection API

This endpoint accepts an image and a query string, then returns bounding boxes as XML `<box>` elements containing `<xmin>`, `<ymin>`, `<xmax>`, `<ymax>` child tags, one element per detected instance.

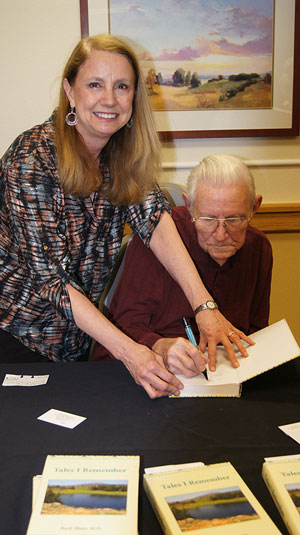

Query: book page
<box><xmin>175</xmin><ymin>354</ymin><xmax>240</xmax><ymax>397</ymax></box>
<box><xmin>207</xmin><ymin>350</ymin><xmax>240</xmax><ymax>384</ymax></box>
<box><xmin>176</xmin><ymin>320</ymin><xmax>299</xmax><ymax>397</ymax></box>
<box><xmin>236</xmin><ymin>319</ymin><xmax>300</xmax><ymax>383</ymax></box>
<box><xmin>176</xmin><ymin>347</ymin><xmax>240</xmax><ymax>386</ymax></box>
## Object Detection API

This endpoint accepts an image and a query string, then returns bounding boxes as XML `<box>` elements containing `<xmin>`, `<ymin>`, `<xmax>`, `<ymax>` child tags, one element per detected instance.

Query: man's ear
<box><xmin>182</xmin><ymin>192</ymin><xmax>191</xmax><ymax>211</ymax></box>
<box><xmin>252</xmin><ymin>194</ymin><xmax>262</xmax><ymax>216</ymax></box>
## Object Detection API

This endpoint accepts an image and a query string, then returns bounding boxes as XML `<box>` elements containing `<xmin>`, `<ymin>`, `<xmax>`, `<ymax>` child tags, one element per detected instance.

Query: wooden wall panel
<box><xmin>124</xmin><ymin>203</ymin><xmax>300</xmax><ymax>235</ymax></box>
<box><xmin>252</xmin><ymin>203</ymin><xmax>300</xmax><ymax>233</ymax></box>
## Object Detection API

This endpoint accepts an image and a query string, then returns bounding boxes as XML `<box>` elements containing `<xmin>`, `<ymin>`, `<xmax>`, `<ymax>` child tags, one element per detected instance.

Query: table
<box><xmin>1</xmin><ymin>359</ymin><xmax>300</xmax><ymax>534</ymax></box>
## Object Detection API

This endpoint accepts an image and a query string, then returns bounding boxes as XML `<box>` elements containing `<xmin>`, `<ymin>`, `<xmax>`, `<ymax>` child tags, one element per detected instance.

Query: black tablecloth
<box><xmin>1</xmin><ymin>359</ymin><xmax>300</xmax><ymax>534</ymax></box>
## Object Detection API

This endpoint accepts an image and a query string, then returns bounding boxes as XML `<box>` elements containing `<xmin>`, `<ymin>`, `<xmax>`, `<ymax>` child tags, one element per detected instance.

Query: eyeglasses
<box><xmin>192</xmin><ymin>216</ymin><xmax>250</xmax><ymax>232</ymax></box>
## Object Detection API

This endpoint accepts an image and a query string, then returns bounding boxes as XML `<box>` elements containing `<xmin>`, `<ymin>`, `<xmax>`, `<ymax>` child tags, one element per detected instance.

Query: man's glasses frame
<box><xmin>192</xmin><ymin>216</ymin><xmax>251</xmax><ymax>232</ymax></box>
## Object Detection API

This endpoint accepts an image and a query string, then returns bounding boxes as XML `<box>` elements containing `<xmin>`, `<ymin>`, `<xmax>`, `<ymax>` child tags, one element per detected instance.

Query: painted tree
<box><xmin>172</xmin><ymin>68</ymin><xmax>185</xmax><ymax>86</ymax></box>
<box><xmin>190</xmin><ymin>72</ymin><xmax>201</xmax><ymax>88</ymax></box>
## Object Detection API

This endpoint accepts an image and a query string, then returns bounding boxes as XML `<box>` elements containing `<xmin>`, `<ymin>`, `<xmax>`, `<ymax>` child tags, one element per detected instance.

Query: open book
<box><xmin>175</xmin><ymin>319</ymin><xmax>300</xmax><ymax>397</ymax></box>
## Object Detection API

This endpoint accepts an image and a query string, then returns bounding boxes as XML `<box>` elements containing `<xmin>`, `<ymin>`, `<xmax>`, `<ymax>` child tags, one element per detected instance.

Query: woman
<box><xmin>0</xmin><ymin>34</ymin><xmax>250</xmax><ymax>398</ymax></box>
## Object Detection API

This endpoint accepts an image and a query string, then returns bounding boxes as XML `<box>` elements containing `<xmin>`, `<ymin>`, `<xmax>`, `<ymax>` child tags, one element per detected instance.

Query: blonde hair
<box><xmin>55</xmin><ymin>34</ymin><xmax>161</xmax><ymax>204</ymax></box>
<box><xmin>187</xmin><ymin>154</ymin><xmax>256</xmax><ymax>209</ymax></box>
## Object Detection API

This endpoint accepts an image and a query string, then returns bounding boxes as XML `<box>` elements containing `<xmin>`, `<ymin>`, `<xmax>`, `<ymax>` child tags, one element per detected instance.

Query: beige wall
<box><xmin>1</xmin><ymin>0</ymin><xmax>299</xmax><ymax>342</ymax></box>
<box><xmin>268</xmin><ymin>233</ymin><xmax>300</xmax><ymax>344</ymax></box>
<box><xmin>0</xmin><ymin>0</ymin><xmax>81</xmax><ymax>156</ymax></box>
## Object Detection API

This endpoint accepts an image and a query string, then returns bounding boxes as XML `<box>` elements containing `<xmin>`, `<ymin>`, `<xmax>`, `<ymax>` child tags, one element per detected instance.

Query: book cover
<box><xmin>175</xmin><ymin>319</ymin><xmax>300</xmax><ymax>398</ymax></box>
<box><xmin>263</xmin><ymin>456</ymin><xmax>300</xmax><ymax>535</ymax></box>
<box><xmin>144</xmin><ymin>462</ymin><xmax>281</xmax><ymax>534</ymax></box>
<box><xmin>27</xmin><ymin>455</ymin><xmax>140</xmax><ymax>535</ymax></box>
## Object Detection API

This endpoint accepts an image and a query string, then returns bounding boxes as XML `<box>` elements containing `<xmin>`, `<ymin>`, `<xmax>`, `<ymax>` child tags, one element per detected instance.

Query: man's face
<box><xmin>190</xmin><ymin>183</ymin><xmax>256</xmax><ymax>266</ymax></box>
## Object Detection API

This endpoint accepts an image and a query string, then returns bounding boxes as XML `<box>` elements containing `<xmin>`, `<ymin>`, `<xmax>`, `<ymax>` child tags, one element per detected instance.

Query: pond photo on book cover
<box><xmin>165</xmin><ymin>485</ymin><xmax>259</xmax><ymax>531</ymax></box>
<box><xmin>41</xmin><ymin>479</ymin><xmax>128</xmax><ymax>515</ymax></box>
<box><xmin>285</xmin><ymin>483</ymin><xmax>300</xmax><ymax>516</ymax></box>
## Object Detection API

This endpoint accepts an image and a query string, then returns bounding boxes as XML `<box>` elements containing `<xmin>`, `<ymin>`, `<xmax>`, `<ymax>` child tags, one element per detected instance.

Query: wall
<box><xmin>268</xmin><ymin>233</ymin><xmax>300</xmax><ymax>343</ymax></box>
<box><xmin>0</xmin><ymin>0</ymin><xmax>81</xmax><ymax>156</ymax></box>
<box><xmin>1</xmin><ymin>0</ymin><xmax>299</xmax><ymax>343</ymax></box>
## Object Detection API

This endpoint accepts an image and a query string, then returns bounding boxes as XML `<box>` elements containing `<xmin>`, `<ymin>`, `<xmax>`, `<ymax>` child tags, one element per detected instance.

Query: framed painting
<box><xmin>80</xmin><ymin>0</ymin><xmax>300</xmax><ymax>139</ymax></box>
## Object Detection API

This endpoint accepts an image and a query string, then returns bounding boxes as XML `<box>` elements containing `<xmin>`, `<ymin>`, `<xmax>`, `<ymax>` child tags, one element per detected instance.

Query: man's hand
<box><xmin>152</xmin><ymin>337</ymin><xmax>208</xmax><ymax>377</ymax></box>
<box><xmin>195</xmin><ymin>309</ymin><xmax>254</xmax><ymax>371</ymax></box>
<box><xmin>121</xmin><ymin>343</ymin><xmax>184</xmax><ymax>399</ymax></box>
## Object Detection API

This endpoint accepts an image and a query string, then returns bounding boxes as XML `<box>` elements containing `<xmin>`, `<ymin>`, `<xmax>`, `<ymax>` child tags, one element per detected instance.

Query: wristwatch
<box><xmin>194</xmin><ymin>300</ymin><xmax>219</xmax><ymax>315</ymax></box>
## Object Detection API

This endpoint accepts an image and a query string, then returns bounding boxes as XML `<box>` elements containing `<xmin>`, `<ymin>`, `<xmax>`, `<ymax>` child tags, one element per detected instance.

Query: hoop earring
<box><xmin>65</xmin><ymin>107</ymin><xmax>78</xmax><ymax>126</ymax></box>
<box><xmin>126</xmin><ymin>117</ymin><xmax>133</xmax><ymax>129</ymax></box>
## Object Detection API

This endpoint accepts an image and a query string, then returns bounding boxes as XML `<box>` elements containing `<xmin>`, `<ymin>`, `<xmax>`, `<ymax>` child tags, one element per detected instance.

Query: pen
<box><xmin>182</xmin><ymin>317</ymin><xmax>208</xmax><ymax>380</ymax></box>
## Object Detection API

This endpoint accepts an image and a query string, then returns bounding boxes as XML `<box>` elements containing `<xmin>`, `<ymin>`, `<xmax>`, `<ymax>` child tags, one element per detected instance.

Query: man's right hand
<box><xmin>152</xmin><ymin>337</ymin><xmax>208</xmax><ymax>377</ymax></box>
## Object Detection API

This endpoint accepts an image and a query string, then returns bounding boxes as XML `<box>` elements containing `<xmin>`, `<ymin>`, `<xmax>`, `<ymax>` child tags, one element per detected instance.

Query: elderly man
<box><xmin>92</xmin><ymin>155</ymin><xmax>272</xmax><ymax>375</ymax></box>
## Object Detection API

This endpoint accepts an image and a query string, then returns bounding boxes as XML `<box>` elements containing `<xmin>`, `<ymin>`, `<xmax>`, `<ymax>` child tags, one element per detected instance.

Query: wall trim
<box><xmin>162</xmin><ymin>159</ymin><xmax>300</xmax><ymax>171</ymax></box>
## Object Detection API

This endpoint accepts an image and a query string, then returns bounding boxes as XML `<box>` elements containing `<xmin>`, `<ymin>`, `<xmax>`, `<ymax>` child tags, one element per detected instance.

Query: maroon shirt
<box><xmin>91</xmin><ymin>206</ymin><xmax>273</xmax><ymax>359</ymax></box>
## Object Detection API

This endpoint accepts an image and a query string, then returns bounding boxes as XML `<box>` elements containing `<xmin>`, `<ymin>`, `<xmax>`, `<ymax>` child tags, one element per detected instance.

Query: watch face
<box><xmin>207</xmin><ymin>300</ymin><xmax>216</xmax><ymax>309</ymax></box>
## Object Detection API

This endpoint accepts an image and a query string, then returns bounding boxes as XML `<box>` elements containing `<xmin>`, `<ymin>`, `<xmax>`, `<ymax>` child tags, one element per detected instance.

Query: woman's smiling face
<box><xmin>63</xmin><ymin>50</ymin><xmax>135</xmax><ymax>157</ymax></box>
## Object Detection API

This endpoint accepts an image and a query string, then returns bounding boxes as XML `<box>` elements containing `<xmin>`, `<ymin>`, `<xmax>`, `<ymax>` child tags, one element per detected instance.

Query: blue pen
<box><xmin>183</xmin><ymin>317</ymin><xmax>208</xmax><ymax>380</ymax></box>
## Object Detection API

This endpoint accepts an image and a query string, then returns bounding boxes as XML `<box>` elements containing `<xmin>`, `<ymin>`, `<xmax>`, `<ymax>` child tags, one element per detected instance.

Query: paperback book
<box><xmin>144</xmin><ymin>461</ymin><xmax>281</xmax><ymax>534</ymax></box>
<box><xmin>263</xmin><ymin>455</ymin><xmax>300</xmax><ymax>535</ymax></box>
<box><xmin>26</xmin><ymin>454</ymin><xmax>140</xmax><ymax>535</ymax></box>
<box><xmin>175</xmin><ymin>319</ymin><xmax>300</xmax><ymax>397</ymax></box>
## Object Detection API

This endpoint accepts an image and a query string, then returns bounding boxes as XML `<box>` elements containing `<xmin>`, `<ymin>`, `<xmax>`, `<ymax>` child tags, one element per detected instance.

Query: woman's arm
<box><xmin>149</xmin><ymin>211</ymin><xmax>254</xmax><ymax>371</ymax></box>
<box><xmin>66</xmin><ymin>284</ymin><xmax>183</xmax><ymax>398</ymax></box>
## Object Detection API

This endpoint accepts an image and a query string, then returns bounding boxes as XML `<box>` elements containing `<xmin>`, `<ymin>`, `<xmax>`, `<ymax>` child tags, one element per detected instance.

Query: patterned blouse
<box><xmin>0</xmin><ymin>114</ymin><xmax>169</xmax><ymax>361</ymax></box>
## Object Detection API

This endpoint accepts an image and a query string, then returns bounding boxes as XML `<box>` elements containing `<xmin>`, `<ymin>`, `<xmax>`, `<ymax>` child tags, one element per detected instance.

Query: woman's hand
<box><xmin>152</xmin><ymin>337</ymin><xmax>208</xmax><ymax>377</ymax></box>
<box><xmin>66</xmin><ymin>283</ymin><xmax>183</xmax><ymax>399</ymax></box>
<box><xmin>195</xmin><ymin>309</ymin><xmax>254</xmax><ymax>371</ymax></box>
<box><xmin>121</xmin><ymin>343</ymin><xmax>184</xmax><ymax>398</ymax></box>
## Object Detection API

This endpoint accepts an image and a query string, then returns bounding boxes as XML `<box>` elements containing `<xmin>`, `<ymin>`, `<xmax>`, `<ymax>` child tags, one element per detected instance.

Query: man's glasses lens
<box><xmin>194</xmin><ymin>217</ymin><xmax>248</xmax><ymax>231</ymax></box>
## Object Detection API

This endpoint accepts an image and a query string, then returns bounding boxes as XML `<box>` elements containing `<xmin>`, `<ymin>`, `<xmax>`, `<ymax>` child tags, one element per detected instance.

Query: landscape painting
<box><xmin>109</xmin><ymin>0</ymin><xmax>273</xmax><ymax>111</ymax></box>
<box><xmin>285</xmin><ymin>483</ymin><xmax>300</xmax><ymax>515</ymax></box>
<box><xmin>41</xmin><ymin>479</ymin><xmax>128</xmax><ymax>515</ymax></box>
<box><xmin>165</xmin><ymin>485</ymin><xmax>259</xmax><ymax>531</ymax></box>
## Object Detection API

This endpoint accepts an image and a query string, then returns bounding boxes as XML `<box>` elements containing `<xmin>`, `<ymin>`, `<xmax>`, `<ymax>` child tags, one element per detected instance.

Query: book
<box><xmin>26</xmin><ymin>454</ymin><xmax>140</xmax><ymax>535</ymax></box>
<box><xmin>263</xmin><ymin>455</ymin><xmax>300</xmax><ymax>535</ymax></box>
<box><xmin>144</xmin><ymin>461</ymin><xmax>281</xmax><ymax>534</ymax></box>
<box><xmin>175</xmin><ymin>319</ymin><xmax>300</xmax><ymax>397</ymax></box>
<box><xmin>32</xmin><ymin>475</ymin><xmax>42</xmax><ymax>509</ymax></box>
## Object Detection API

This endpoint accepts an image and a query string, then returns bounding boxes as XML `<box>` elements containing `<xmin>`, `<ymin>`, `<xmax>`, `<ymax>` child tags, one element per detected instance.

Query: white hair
<box><xmin>187</xmin><ymin>154</ymin><xmax>256</xmax><ymax>209</ymax></box>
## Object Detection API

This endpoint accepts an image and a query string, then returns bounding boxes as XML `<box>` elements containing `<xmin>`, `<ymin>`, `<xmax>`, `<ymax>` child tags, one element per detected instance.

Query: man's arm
<box><xmin>110</xmin><ymin>234</ymin><xmax>166</xmax><ymax>347</ymax></box>
<box><xmin>110</xmin><ymin>234</ymin><xmax>207</xmax><ymax>376</ymax></box>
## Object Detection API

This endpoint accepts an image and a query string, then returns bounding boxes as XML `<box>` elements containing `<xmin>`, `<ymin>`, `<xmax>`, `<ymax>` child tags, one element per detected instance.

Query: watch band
<box><xmin>194</xmin><ymin>300</ymin><xmax>219</xmax><ymax>315</ymax></box>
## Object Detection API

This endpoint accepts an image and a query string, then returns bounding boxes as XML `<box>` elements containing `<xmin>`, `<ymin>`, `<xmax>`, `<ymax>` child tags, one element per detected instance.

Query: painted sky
<box><xmin>110</xmin><ymin>0</ymin><xmax>273</xmax><ymax>78</ymax></box>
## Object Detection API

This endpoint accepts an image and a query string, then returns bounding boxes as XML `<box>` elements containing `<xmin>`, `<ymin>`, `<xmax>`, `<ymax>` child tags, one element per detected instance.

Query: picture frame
<box><xmin>80</xmin><ymin>0</ymin><xmax>300</xmax><ymax>139</ymax></box>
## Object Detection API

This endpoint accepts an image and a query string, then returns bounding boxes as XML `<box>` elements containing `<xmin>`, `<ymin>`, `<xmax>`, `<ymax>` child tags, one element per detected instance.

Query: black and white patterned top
<box><xmin>0</xmin><ymin>114</ymin><xmax>169</xmax><ymax>361</ymax></box>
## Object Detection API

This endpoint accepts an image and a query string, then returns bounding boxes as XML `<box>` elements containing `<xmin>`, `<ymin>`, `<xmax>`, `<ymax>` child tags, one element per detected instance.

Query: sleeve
<box><xmin>249</xmin><ymin>235</ymin><xmax>273</xmax><ymax>333</ymax></box>
<box><xmin>109</xmin><ymin>234</ymin><xmax>166</xmax><ymax>348</ymax></box>
<box><xmin>2</xmin><ymin>145</ymin><xmax>83</xmax><ymax>322</ymax></box>
<box><xmin>126</xmin><ymin>185</ymin><xmax>171</xmax><ymax>247</ymax></box>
